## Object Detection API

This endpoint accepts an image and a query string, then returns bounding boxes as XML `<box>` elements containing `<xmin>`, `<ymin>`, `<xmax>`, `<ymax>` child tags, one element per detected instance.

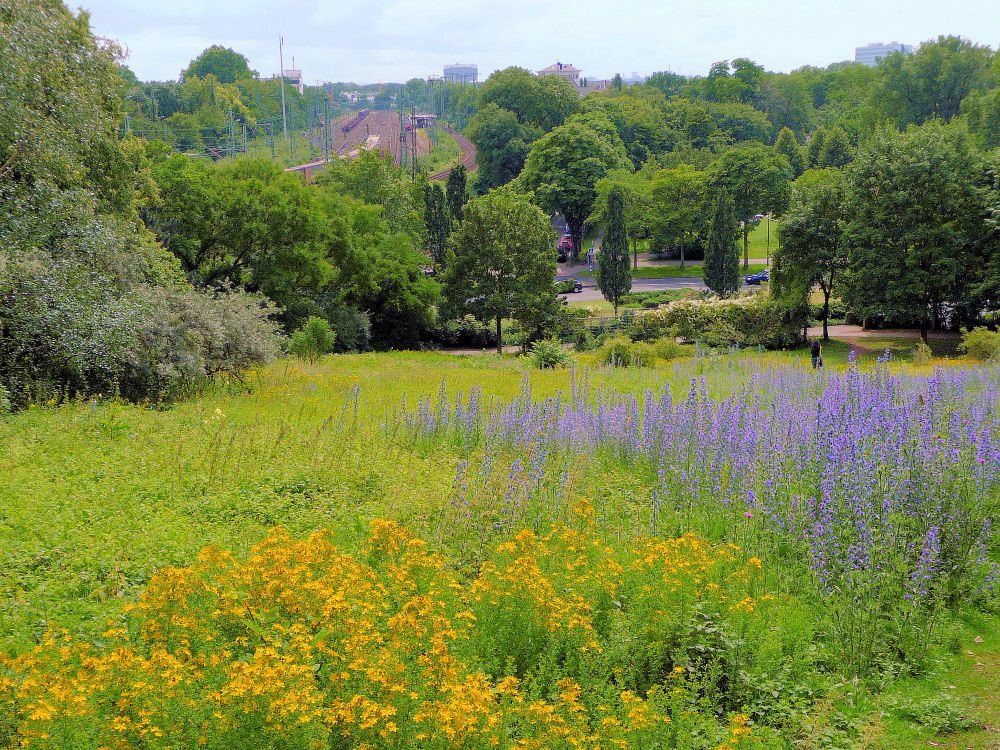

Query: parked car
<box><xmin>744</xmin><ymin>269</ymin><xmax>769</xmax><ymax>285</ymax></box>
<box><xmin>556</xmin><ymin>235</ymin><xmax>573</xmax><ymax>262</ymax></box>
<box><xmin>554</xmin><ymin>276</ymin><xmax>583</xmax><ymax>294</ymax></box>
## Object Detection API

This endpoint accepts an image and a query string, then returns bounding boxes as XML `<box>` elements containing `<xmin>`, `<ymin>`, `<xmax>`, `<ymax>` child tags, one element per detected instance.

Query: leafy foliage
<box><xmin>703</xmin><ymin>192</ymin><xmax>741</xmax><ymax>297</ymax></box>
<box><xmin>595</xmin><ymin>186</ymin><xmax>632</xmax><ymax>314</ymax></box>
<box><xmin>441</xmin><ymin>187</ymin><xmax>557</xmax><ymax>352</ymax></box>
<box><xmin>289</xmin><ymin>316</ymin><xmax>337</xmax><ymax>361</ymax></box>
<box><xmin>519</xmin><ymin>113</ymin><xmax>632</xmax><ymax>262</ymax></box>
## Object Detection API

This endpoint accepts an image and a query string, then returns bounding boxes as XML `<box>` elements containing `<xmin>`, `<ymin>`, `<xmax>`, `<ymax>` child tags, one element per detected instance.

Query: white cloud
<box><xmin>79</xmin><ymin>0</ymin><xmax>1000</xmax><ymax>83</ymax></box>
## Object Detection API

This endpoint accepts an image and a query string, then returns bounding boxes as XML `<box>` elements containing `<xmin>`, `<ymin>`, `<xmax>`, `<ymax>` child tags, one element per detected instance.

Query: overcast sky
<box><xmin>76</xmin><ymin>0</ymin><xmax>998</xmax><ymax>84</ymax></box>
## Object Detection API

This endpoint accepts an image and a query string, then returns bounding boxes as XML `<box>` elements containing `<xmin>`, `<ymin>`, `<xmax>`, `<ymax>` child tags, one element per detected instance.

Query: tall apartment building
<box><xmin>443</xmin><ymin>64</ymin><xmax>478</xmax><ymax>84</ymax></box>
<box><xmin>855</xmin><ymin>42</ymin><xmax>914</xmax><ymax>66</ymax></box>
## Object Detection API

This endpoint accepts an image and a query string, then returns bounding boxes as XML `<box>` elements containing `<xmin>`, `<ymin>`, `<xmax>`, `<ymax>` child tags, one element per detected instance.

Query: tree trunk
<box><xmin>743</xmin><ymin>227</ymin><xmax>750</xmax><ymax>270</ymax></box>
<box><xmin>569</xmin><ymin>219</ymin><xmax>583</xmax><ymax>265</ymax></box>
<box><xmin>680</xmin><ymin>241</ymin><xmax>685</xmax><ymax>270</ymax></box>
<box><xmin>632</xmin><ymin>239</ymin><xmax>638</xmax><ymax>271</ymax></box>
<box><xmin>496</xmin><ymin>315</ymin><xmax>502</xmax><ymax>354</ymax></box>
<box><xmin>823</xmin><ymin>290</ymin><xmax>830</xmax><ymax>341</ymax></box>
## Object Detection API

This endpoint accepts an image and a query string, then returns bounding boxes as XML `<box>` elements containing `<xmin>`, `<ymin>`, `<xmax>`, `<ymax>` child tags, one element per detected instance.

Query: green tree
<box><xmin>817</xmin><ymin>127</ymin><xmax>853</xmax><ymax>168</ymax></box>
<box><xmin>519</xmin><ymin>114</ymin><xmax>632</xmax><ymax>263</ymax></box>
<box><xmin>465</xmin><ymin>103</ymin><xmax>542</xmax><ymax>192</ymax></box>
<box><xmin>596</xmin><ymin>186</ymin><xmax>632</xmax><ymax>315</ymax></box>
<box><xmin>441</xmin><ymin>187</ymin><xmax>556</xmax><ymax>353</ymax></box>
<box><xmin>424</xmin><ymin>182</ymin><xmax>449</xmax><ymax>264</ymax></box>
<box><xmin>707</xmin><ymin>102</ymin><xmax>773</xmax><ymax>145</ymax></box>
<box><xmin>182</xmin><ymin>45</ymin><xmax>254</xmax><ymax>84</ymax></box>
<box><xmin>774</xmin><ymin>170</ymin><xmax>848</xmax><ymax>339</ymax></box>
<box><xmin>289</xmin><ymin>317</ymin><xmax>336</xmax><ymax>361</ymax></box>
<box><xmin>646</xmin><ymin>71</ymin><xmax>688</xmax><ymax>98</ymax></box>
<box><xmin>806</xmin><ymin>127</ymin><xmax>828</xmax><ymax>168</ymax></box>
<box><xmin>445</xmin><ymin>164</ymin><xmax>467</xmax><ymax>224</ymax></box>
<box><xmin>876</xmin><ymin>35</ymin><xmax>993</xmax><ymax>127</ymax></box>
<box><xmin>477</xmin><ymin>67</ymin><xmax>578</xmax><ymax>131</ymax></box>
<box><xmin>774</xmin><ymin>127</ymin><xmax>806</xmax><ymax>177</ymax></box>
<box><xmin>709</xmin><ymin>144</ymin><xmax>792</xmax><ymax>268</ymax></box>
<box><xmin>593</xmin><ymin>169</ymin><xmax>654</xmax><ymax>271</ymax></box>
<box><xmin>703</xmin><ymin>191</ymin><xmax>741</xmax><ymax>297</ymax></box>
<box><xmin>648</xmin><ymin>166</ymin><xmax>711</xmax><ymax>267</ymax></box>
<box><xmin>842</xmin><ymin>123</ymin><xmax>988</xmax><ymax>341</ymax></box>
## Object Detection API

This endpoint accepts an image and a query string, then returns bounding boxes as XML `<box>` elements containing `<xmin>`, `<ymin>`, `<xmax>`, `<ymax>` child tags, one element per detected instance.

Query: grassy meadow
<box><xmin>1</xmin><ymin>351</ymin><xmax>998</xmax><ymax>749</ymax></box>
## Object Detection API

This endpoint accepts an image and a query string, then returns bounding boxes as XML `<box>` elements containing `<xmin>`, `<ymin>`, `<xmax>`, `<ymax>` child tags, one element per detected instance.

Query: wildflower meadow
<box><xmin>0</xmin><ymin>351</ymin><xmax>998</xmax><ymax>748</ymax></box>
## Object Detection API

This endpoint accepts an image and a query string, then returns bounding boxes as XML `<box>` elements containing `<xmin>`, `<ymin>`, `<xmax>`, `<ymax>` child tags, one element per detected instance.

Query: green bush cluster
<box><xmin>958</xmin><ymin>326</ymin><xmax>1000</xmax><ymax>361</ymax></box>
<box><xmin>597</xmin><ymin>336</ymin><xmax>692</xmax><ymax>367</ymax></box>
<box><xmin>288</xmin><ymin>317</ymin><xmax>337</xmax><ymax>362</ymax></box>
<box><xmin>621</xmin><ymin>289</ymin><xmax>701</xmax><ymax>309</ymax></box>
<box><xmin>644</xmin><ymin>295</ymin><xmax>801</xmax><ymax>350</ymax></box>
<box><xmin>529</xmin><ymin>338</ymin><xmax>572</xmax><ymax>368</ymax></box>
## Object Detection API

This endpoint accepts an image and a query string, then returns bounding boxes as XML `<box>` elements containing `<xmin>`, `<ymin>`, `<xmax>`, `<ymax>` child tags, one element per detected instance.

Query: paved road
<box><xmin>561</xmin><ymin>274</ymin><xmax>707</xmax><ymax>302</ymax></box>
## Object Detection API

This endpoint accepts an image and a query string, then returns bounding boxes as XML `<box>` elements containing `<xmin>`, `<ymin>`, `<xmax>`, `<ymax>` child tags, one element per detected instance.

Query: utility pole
<box><xmin>323</xmin><ymin>96</ymin><xmax>329</xmax><ymax>162</ymax></box>
<box><xmin>278</xmin><ymin>36</ymin><xmax>288</xmax><ymax>140</ymax></box>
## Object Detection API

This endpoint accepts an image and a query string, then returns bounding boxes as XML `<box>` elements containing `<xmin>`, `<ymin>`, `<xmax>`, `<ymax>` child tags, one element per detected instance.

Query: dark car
<box><xmin>744</xmin><ymin>269</ymin><xmax>769</xmax><ymax>285</ymax></box>
<box><xmin>555</xmin><ymin>276</ymin><xmax>583</xmax><ymax>294</ymax></box>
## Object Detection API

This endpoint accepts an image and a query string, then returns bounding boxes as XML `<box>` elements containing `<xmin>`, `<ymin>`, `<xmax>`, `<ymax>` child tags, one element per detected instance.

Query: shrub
<box><xmin>652</xmin><ymin>295</ymin><xmax>801</xmax><ymax>350</ymax></box>
<box><xmin>0</xmin><ymin>255</ymin><xmax>283</xmax><ymax>407</ymax></box>
<box><xmin>911</xmin><ymin>339</ymin><xmax>933</xmax><ymax>365</ymax></box>
<box><xmin>429</xmin><ymin>315</ymin><xmax>497</xmax><ymax>349</ymax></box>
<box><xmin>573</xmin><ymin>327</ymin><xmax>597</xmax><ymax>352</ymax></box>
<box><xmin>652</xmin><ymin>337</ymin><xmax>693</xmax><ymax>360</ymax></box>
<box><xmin>599</xmin><ymin>336</ymin><xmax>635</xmax><ymax>367</ymax></box>
<box><xmin>598</xmin><ymin>337</ymin><xmax>656</xmax><ymax>367</ymax></box>
<box><xmin>626</xmin><ymin>313</ymin><xmax>675</xmax><ymax>343</ymax></box>
<box><xmin>128</xmin><ymin>285</ymin><xmax>284</xmax><ymax>397</ymax></box>
<box><xmin>289</xmin><ymin>316</ymin><xmax>337</xmax><ymax>361</ymax></box>
<box><xmin>958</xmin><ymin>326</ymin><xmax>1000</xmax><ymax>361</ymax></box>
<box><xmin>529</xmin><ymin>338</ymin><xmax>572</xmax><ymax>369</ymax></box>
<box><xmin>326</xmin><ymin>305</ymin><xmax>371</xmax><ymax>352</ymax></box>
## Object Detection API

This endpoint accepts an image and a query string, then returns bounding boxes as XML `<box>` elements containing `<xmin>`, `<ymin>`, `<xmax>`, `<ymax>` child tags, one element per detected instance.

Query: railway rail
<box><xmin>428</xmin><ymin>127</ymin><xmax>477</xmax><ymax>181</ymax></box>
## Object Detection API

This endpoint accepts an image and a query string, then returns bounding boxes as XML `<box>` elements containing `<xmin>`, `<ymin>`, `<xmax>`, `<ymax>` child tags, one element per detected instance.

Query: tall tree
<box><xmin>876</xmin><ymin>35</ymin><xmax>993</xmax><ymax>128</ymax></box>
<box><xmin>596</xmin><ymin>186</ymin><xmax>632</xmax><ymax>315</ymax></box>
<box><xmin>817</xmin><ymin>127</ymin><xmax>853</xmax><ymax>168</ymax></box>
<box><xmin>477</xmin><ymin>66</ymin><xmax>578</xmax><ymax>131</ymax></box>
<box><xmin>648</xmin><ymin>166</ymin><xmax>711</xmax><ymax>268</ymax></box>
<box><xmin>774</xmin><ymin>169</ymin><xmax>849</xmax><ymax>340</ymax></box>
<box><xmin>442</xmin><ymin>187</ymin><xmax>556</xmax><ymax>353</ymax></box>
<box><xmin>709</xmin><ymin>144</ymin><xmax>792</xmax><ymax>268</ymax></box>
<box><xmin>806</xmin><ymin>127</ymin><xmax>828</xmax><ymax>168</ymax></box>
<box><xmin>465</xmin><ymin>103</ymin><xmax>541</xmax><ymax>192</ymax></box>
<box><xmin>774</xmin><ymin>127</ymin><xmax>806</xmax><ymax>177</ymax></box>
<box><xmin>445</xmin><ymin>164</ymin><xmax>467</xmax><ymax>224</ymax></box>
<box><xmin>423</xmin><ymin>182</ymin><xmax>449</xmax><ymax>265</ymax></box>
<box><xmin>703</xmin><ymin>191</ymin><xmax>741</xmax><ymax>297</ymax></box>
<box><xmin>182</xmin><ymin>45</ymin><xmax>254</xmax><ymax>84</ymax></box>
<box><xmin>842</xmin><ymin>123</ymin><xmax>988</xmax><ymax>341</ymax></box>
<box><xmin>519</xmin><ymin>113</ymin><xmax>632</xmax><ymax>263</ymax></box>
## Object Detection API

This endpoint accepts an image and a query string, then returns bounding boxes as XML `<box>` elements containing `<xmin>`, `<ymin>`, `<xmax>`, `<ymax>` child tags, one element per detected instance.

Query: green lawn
<box><xmin>746</xmin><ymin>218</ymin><xmax>779</xmax><ymax>260</ymax></box>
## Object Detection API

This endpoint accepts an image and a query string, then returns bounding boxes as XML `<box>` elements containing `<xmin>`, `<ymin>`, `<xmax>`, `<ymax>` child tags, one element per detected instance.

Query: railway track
<box><xmin>428</xmin><ymin>127</ymin><xmax>477</xmax><ymax>181</ymax></box>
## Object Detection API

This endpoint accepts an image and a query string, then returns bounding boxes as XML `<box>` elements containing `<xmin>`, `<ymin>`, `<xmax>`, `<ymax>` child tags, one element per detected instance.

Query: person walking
<box><xmin>810</xmin><ymin>339</ymin><xmax>824</xmax><ymax>369</ymax></box>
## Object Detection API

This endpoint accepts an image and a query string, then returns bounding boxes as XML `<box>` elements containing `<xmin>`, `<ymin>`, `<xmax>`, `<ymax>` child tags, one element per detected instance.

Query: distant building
<box><xmin>282</xmin><ymin>68</ymin><xmax>305</xmax><ymax>95</ymax></box>
<box><xmin>444</xmin><ymin>63</ymin><xmax>478</xmax><ymax>84</ymax></box>
<box><xmin>537</xmin><ymin>61</ymin><xmax>581</xmax><ymax>86</ymax></box>
<box><xmin>537</xmin><ymin>62</ymin><xmax>612</xmax><ymax>97</ymax></box>
<box><xmin>855</xmin><ymin>41</ymin><xmax>913</xmax><ymax>66</ymax></box>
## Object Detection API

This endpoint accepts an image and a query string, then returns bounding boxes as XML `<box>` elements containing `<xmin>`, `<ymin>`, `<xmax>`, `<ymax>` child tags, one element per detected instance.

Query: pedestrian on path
<box><xmin>810</xmin><ymin>339</ymin><xmax>824</xmax><ymax>369</ymax></box>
